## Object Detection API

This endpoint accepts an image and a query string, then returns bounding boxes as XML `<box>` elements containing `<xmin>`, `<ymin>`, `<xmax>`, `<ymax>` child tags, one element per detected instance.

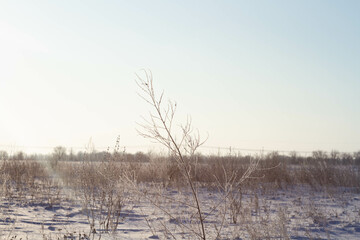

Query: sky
<box><xmin>0</xmin><ymin>0</ymin><xmax>359</xmax><ymax>155</ymax></box>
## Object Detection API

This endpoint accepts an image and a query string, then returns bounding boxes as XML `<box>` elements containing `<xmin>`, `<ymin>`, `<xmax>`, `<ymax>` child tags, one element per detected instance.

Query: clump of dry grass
<box><xmin>0</xmin><ymin>160</ymin><xmax>49</xmax><ymax>200</ymax></box>
<box><xmin>66</xmin><ymin>146</ymin><xmax>128</xmax><ymax>235</ymax></box>
<box><xmin>133</xmin><ymin>155</ymin><xmax>183</xmax><ymax>187</ymax></box>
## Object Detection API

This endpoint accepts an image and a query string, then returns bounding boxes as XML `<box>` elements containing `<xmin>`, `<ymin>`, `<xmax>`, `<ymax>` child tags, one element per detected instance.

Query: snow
<box><xmin>1</xmin><ymin>184</ymin><xmax>360</xmax><ymax>239</ymax></box>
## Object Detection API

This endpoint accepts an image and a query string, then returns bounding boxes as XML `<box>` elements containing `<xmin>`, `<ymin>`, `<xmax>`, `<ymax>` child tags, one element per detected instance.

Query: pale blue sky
<box><xmin>0</xmin><ymin>0</ymin><xmax>359</xmax><ymax>154</ymax></box>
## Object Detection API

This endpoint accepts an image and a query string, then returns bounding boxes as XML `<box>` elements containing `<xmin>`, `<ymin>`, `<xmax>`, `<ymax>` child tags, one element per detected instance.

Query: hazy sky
<box><xmin>1</xmin><ymin>0</ymin><xmax>359</xmax><ymax>154</ymax></box>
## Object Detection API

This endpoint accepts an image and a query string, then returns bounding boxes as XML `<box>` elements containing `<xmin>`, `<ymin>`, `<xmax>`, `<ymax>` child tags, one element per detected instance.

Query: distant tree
<box><xmin>312</xmin><ymin>150</ymin><xmax>328</xmax><ymax>160</ymax></box>
<box><xmin>289</xmin><ymin>151</ymin><xmax>299</xmax><ymax>164</ymax></box>
<box><xmin>134</xmin><ymin>151</ymin><xmax>150</xmax><ymax>162</ymax></box>
<box><xmin>341</xmin><ymin>152</ymin><xmax>353</xmax><ymax>164</ymax></box>
<box><xmin>13</xmin><ymin>151</ymin><xmax>25</xmax><ymax>160</ymax></box>
<box><xmin>68</xmin><ymin>148</ymin><xmax>75</xmax><ymax>161</ymax></box>
<box><xmin>354</xmin><ymin>151</ymin><xmax>360</xmax><ymax>165</ymax></box>
<box><xmin>267</xmin><ymin>151</ymin><xmax>280</xmax><ymax>160</ymax></box>
<box><xmin>289</xmin><ymin>151</ymin><xmax>297</xmax><ymax>159</ymax></box>
<box><xmin>51</xmin><ymin>146</ymin><xmax>67</xmax><ymax>168</ymax></box>
<box><xmin>330</xmin><ymin>150</ymin><xmax>340</xmax><ymax>161</ymax></box>
<box><xmin>77</xmin><ymin>151</ymin><xmax>85</xmax><ymax>162</ymax></box>
<box><xmin>0</xmin><ymin>150</ymin><xmax>8</xmax><ymax>160</ymax></box>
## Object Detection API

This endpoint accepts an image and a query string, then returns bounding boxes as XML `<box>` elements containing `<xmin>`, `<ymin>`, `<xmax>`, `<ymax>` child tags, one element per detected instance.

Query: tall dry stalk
<box><xmin>136</xmin><ymin>69</ymin><xmax>208</xmax><ymax>239</ymax></box>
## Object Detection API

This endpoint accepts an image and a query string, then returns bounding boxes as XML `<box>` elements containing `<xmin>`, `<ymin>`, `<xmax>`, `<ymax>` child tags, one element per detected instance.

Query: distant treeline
<box><xmin>1</xmin><ymin>147</ymin><xmax>360</xmax><ymax>165</ymax></box>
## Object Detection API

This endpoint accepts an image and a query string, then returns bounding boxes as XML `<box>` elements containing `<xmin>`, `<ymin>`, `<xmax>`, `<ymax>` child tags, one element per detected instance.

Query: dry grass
<box><xmin>0</xmin><ymin>150</ymin><xmax>359</xmax><ymax>239</ymax></box>
<box><xmin>1</xmin><ymin>151</ymin><xmax>359</xmax><ymax>196</ymax></box>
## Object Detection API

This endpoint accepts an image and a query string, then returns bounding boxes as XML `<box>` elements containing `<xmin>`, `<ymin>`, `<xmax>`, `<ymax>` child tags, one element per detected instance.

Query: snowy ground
<box><xmin>1</xmin><ymin>184</ymin><xmax>360</xmax><ymax>240</ymax></box>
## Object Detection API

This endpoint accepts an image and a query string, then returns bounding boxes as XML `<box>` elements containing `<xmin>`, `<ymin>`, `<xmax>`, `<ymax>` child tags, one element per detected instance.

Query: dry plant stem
<box><xmin>125</xmin><ymin>177</ymin><xmax>203</xmax><ymax>239</ymax></box>
<box><xmin>202</xmin><ymin>158</ymin><xmax>258</xmax><ymax>224</ymax></box>
<box><xmin>136</xmin><ymin>70</ymin><xmax>207</xmax><ymax>240</ymax></box>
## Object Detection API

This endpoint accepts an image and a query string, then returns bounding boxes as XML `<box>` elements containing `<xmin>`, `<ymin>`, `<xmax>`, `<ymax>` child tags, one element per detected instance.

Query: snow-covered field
<box><xmin>1</xmin><ymin>183</ymin><xmax>359</xmax><ymax>240</ymax></box>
